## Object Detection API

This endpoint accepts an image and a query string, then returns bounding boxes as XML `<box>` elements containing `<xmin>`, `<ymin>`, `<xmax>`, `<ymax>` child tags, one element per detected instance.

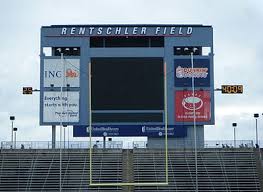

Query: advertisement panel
<box><xmin>44</xmin><ymin>59</ymin><xmax>80</xmax><ymax>87</ymax></box>
<box><xmin>73</xmin><ymin>124</ymin><xmax>187</xmax><ymax>137</ymax></box>
<box><xmin>43</xmin><ymin>91</ymin><xmax>79</xmax><ymax>123</ymax></box>
<box><xmin>174</xmin><ymin>59</ymin><xmax>210</xmax><ymax>87</ymax></box>
<box><xmin>175</xmin><ymin>90</ymin><xmax>211</xmax><ymax>122</ymax></box>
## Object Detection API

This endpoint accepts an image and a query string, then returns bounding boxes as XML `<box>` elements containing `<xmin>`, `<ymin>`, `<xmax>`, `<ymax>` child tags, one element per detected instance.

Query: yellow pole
<box><xmin>89</xmin><ymin>61</ymin><xmax>169</xmax><ymax>187</ymax></box>
<box><xmin>89</xmin><ymin>62</ymin><xmax>92</xmax><ymax>185</ymax></box>
<box><xmin>164</xmin><ymin>62</ymin><xmax>169</xmax><ymax>184</ymax></box>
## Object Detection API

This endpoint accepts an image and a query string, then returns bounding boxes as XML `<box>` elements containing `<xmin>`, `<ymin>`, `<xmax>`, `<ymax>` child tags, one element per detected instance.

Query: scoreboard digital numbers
<box><xmin>23</xmin><ymin>87</ymin><xmax>33</xmax><ymax>94</ymax></box>
<box><xmin>221</xmin><ymin>85</ymin><xmax>243</xmax><ymax>94</ymax></box>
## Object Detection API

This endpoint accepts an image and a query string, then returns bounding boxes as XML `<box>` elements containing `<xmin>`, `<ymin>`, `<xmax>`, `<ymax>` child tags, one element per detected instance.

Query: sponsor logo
<box><xmin>142</xmin><ymin>126</ymin><xmax>146</xmax><ymax>133</ymax></box>
<box><xmin>44</xmin><ymin>71</ymin><xmax>62</xmax><ymax>78</ymax></box>
<box><xmin>45</xmin><ymin>69</ymin><xmax>78</xmax><ymax>79</ymax></box>
<box><xmin>176</xmin><ymin>66</ymin><xmax>208</xmax><ymax>78</ymax></box>
<box><xmin>175</xmin><ymin>90</ymin><xmax>211</xmax><ymax>123</ymax></box>
<box><xmin>66</xmin><ymin>68</ymin><xmax>78</xmax><ymax>78</ymax></box>
<box><xmin>182</xmin><ymin>93</ymin><xmax>203</xmax><ymax>111</ymax></box>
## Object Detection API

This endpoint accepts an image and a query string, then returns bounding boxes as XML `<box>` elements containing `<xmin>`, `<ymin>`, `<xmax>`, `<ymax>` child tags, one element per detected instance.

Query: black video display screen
<box><xmin>91</xmin><ymin>58</ymin><xmax>164</xmax><ymax>111</ymax></box>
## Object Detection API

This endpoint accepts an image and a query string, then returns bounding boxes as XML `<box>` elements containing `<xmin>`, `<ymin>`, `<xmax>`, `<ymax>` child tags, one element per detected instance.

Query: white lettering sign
<box><xmin>43</xmin><ymin>92</ymin><xmax>79</xmax><ymax>123</ymax></box>
<box><xmin>59</xmin><ymin>26</ymin><xmax>193</xmax><ymax>36</ymax></box>
<box><xmin>176</xmin><ymin>66</ymin><xmax>208</xmax><ymax>78</ymax></box>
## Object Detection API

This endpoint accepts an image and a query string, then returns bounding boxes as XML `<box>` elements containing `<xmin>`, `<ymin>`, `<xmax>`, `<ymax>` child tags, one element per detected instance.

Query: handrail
<box><xmin>26</xmin><ymin>151</ymin><xmax>39</xmax><ymax>191</ymax></box>
<box><xmin>79</xmin><ymin>150</ymin><xmax>88</xmax><ymax>190</ymax></box>
<box><xmin>0</xmin><ymin>140</ymin><xmax>256</xmax><ymax>150</ymax></box>
<box><xmin>0</xmin><ymin>150</ymin><xmax>5</xmax><ymax>184</ymax></box>
<box><xmin>41</xmin><ymin>153</ymin><xmax>55</xmax><ymax>191</ymax></box>
<box><xmin>251</xmin><ymin>151</ymin><xmax>260</xmax><ymax>190</ymax></box>
<box><xmin>62</xmin><ymin>152</ymin><xmax>71</xmax><ymax>189</ymax></box>
<box><xmin>199</xmin><ymin>152</ymin><xmax>216</xmax><ymax>192</ymax></box>
<box><xmin>185</xmin><ymin>151</ymin><xmax>196</xmax><ymax>189</ymax></box>
<box><xmin>216</xmin><ymin>150</ymin><xmax>230</xmax><ymax>192</ymax></box>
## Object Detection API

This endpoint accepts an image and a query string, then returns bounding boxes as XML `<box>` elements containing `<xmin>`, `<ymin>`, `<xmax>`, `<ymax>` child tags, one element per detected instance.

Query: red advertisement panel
<box><xmin>175</xmin><ymin>90</ymin><xmax>211</xmax><ymax>122</ymax></box>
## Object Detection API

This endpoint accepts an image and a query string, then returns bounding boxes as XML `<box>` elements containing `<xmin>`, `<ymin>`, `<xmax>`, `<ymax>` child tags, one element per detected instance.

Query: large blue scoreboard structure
<box><xmin>40</xmin><ymin>25</ymin><xmax>214</xmax><ymax>147</ymax></box>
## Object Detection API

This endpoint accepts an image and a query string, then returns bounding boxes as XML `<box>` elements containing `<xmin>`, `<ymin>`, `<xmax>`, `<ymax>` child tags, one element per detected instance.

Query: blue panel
<box><xmin>174</xmin><ymin>59</ymin><xmax>210</xmax><ymax>87</ymax></box>
<box><xmin>73</xmin><ymin>124</ymin><xmax>187</xmax><ymax>138</ymax></box>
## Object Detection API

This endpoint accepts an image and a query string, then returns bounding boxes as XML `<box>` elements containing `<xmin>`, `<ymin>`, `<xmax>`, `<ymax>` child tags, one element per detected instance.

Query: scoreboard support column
<box><xmin>52</xmin><ymin>125</ymin><xmax>56</xmax><ymax>149</ymax></box>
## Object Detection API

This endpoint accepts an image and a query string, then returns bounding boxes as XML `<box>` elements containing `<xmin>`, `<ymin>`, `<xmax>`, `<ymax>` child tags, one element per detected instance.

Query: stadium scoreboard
<box><xmin>40</xmin><ymin>24</ymin><xmax>214</xmax><ymax>137</ymax></box>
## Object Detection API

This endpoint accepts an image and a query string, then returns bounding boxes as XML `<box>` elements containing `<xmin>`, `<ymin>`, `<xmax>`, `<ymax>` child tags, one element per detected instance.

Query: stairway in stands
<box><xmin>0</xmin><ymin>148</ymin><xmax>261</xmax><ymax>191</ymax></box>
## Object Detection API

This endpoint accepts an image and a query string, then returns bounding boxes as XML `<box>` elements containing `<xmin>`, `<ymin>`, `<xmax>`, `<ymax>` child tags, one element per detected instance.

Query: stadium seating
<box><xmin>0</xmin><ymin>149</ymin><xmax>122</xmax><ymax>191</ymax></box>
<box><xmin>133</xmin><ymin>149</ymin><xmax>262</xmax><ymax>191</ymax></box>
<box><xmin>0</xmin><ymin>148</ymin><xmax>261</xmax><ymax>191</ymax></box>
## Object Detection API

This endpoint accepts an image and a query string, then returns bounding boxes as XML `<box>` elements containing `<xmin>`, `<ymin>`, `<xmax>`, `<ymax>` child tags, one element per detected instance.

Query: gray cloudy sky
<box><xmin>0</xmin><ymin>0</ymin><xmax>263</xmax><ymax>145</ymax></box>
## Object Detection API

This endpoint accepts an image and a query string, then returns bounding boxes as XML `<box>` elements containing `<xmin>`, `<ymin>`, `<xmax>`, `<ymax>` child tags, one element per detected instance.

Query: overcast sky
<box><xmin>0</xmin><ymin>0</ymin><xmax>263</xmax><ymax>146</ymax></box>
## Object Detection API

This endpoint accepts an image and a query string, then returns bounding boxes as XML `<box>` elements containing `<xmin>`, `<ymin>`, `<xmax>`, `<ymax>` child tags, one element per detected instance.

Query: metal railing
<box><xmin>0</xmin><ymin>140</ymin><xmax>255</xmax><ymax>150</ymax></box>
<box><xmin>0</xmin><ymin>141</ymin><xmax>123</xmax><ymax>150</ymax></box>
<box><xmin>205</xmin><ymin>140</ymin><xmax>254</xmax><ymax>148</ymax></box>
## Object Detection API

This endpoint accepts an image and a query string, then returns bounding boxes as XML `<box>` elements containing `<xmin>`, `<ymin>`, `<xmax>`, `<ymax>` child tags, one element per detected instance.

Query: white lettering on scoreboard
<box><xmin>43</xmin><ymin>91</ymin><xmax>79</xmax><ymax>123</ymax></box>
<box><xmin>44</xmin><ymin>59</ymin><xmax>80</xmax><ymax>87</ymax></box>
<box><xmin>60</xmin><ymin>26</ymin><xmax>193</xmax><ymax>36</ymax></box>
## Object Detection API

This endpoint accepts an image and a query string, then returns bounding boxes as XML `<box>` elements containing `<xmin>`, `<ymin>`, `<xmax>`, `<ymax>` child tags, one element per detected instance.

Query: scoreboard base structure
<box><xmin>87</xmin><ymin>124</ymin><xmax>169</xmax><ymax>187</ymax></box>
<box><xmin>73</xmin><ymin>124</ymin><xmax>187</xmax><ymax>137</ymax></box>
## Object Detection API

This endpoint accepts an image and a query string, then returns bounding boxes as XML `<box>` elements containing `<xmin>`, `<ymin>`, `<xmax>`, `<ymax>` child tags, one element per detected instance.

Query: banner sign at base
<box><xmin>73</xmin><ymin>125</ymin><xmax>187</xmax><ymax>137</ymax></box>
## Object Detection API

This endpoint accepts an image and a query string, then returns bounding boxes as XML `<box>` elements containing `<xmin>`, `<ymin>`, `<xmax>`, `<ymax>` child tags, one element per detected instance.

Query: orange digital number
<box><xmin>221</xmin><ymin>85</ymin><xmax>243</xmax><ymax>94</ymax></box>
<box><xmin>238</xmin><ymin>85</ymin><xmax>243</xmax><ymax>93</ymax></box>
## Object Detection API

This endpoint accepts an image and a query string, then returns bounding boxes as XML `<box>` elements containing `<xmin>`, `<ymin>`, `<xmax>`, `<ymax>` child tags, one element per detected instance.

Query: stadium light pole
<box><xmin>10</xmin><ymin>116</ymin><xmax>15</xmax><ymax>148</ymax></box>
<box><xmin>13</xmin><ymin>127</ymin><xmax>17</xmax><ymax>149</ymax></box>
<box><xmin>254</xmin><ymin>113</ymin><xmax>259</xmax><ymax>147</ymax></box>
<box><xmin>63</xmin><ymin>125</ymin><xmax>67</xmax><ymax>149</ymax></box>
<box><xmin>191</xmin><ymin>52</ymin><xmax>198</xmax><ymax>192</ymax></box>
<box><xmin>232</xmin><ymin>123</ymin><xmax>237</xmax><ymax>148</ymax></box>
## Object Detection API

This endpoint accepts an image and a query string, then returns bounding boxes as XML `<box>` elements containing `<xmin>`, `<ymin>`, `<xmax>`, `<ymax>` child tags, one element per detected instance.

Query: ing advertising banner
<box><xmin>44</xmin><ymin>59</ymin><xmax>80</xmax><ymax>87</ymax></box>
<box><xmin>175</xmin><ymin>90</ymin><xmax>211</xmax><ymax>123</ymax></box>
<box><xmin>174</xmin><ymin>59</ymin><xmax>210</xmax><ymax>87</ymax></box>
